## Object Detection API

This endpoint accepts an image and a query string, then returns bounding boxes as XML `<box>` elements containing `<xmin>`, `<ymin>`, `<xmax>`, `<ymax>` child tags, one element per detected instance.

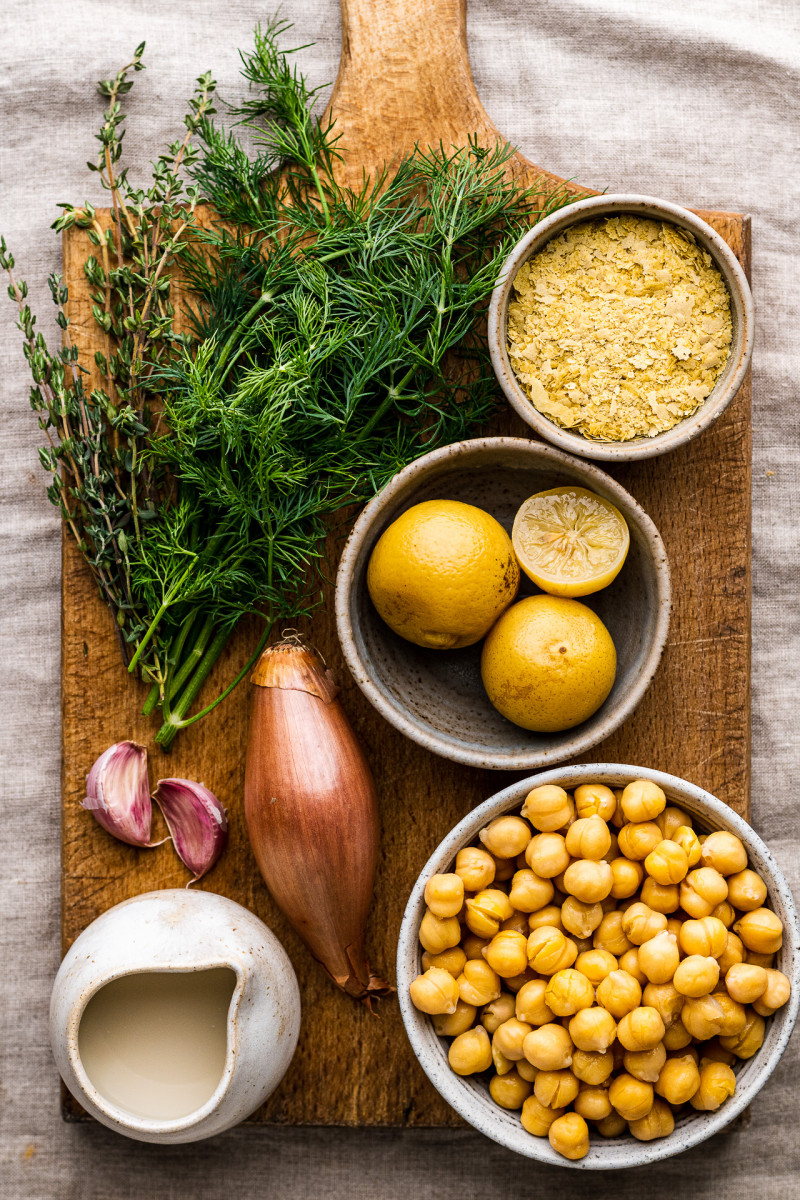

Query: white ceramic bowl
<box><xmin>487</xmin><ymin>195</ymin><xmax>754</xmax><ymax>462</ymax></box>
<box><xmin>397</xmin><ymin>765</ymin><xmax>800</xmax><ymax>1170</ymax></box>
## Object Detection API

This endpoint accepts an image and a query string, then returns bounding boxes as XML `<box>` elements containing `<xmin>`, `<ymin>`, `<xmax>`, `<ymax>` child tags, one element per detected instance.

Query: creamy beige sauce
<box><xmin>78</xmin><ymin>968</ymin><xmax>236</xmax><ymax>1120</ymax></box>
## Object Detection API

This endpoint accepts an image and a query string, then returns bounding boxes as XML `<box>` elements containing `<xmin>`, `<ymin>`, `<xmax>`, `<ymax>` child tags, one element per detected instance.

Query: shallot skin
<box><xmin>244</xmin><ymin>641</ymin><xmax>390</xmax><ymax>1002</ymax></box>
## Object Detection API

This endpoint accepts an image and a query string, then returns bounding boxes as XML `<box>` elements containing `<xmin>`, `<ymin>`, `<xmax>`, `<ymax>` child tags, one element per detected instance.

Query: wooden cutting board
<box><xmin>60</xmin><ymin>0</ymin><xmax>751</xmax><ymax>1126</ymax></box>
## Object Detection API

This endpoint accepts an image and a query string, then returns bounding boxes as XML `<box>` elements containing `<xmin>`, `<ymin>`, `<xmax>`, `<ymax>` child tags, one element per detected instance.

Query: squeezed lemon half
<box><xmin>512</xmin><ymin>486</ymin><xmax>630</xmax><ymax>597</ymax></box>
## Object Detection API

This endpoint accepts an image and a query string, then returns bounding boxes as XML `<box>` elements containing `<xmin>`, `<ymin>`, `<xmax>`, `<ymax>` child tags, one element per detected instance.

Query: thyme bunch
<box><xmin>4</xmin><ymin>20</ymin><xmax>571</xmax><ymax>748</ymax></box>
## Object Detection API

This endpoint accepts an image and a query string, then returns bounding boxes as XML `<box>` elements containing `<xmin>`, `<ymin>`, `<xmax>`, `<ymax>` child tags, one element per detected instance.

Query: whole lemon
<box><xmin>481</xmin><ymin>595</ymin><xmax>616</xmax><ymax>731</ymax></box>
<box><xmin>367</xmin><ymin>500</ymin><xmax>519</xmax><ymax>649</ymax></box>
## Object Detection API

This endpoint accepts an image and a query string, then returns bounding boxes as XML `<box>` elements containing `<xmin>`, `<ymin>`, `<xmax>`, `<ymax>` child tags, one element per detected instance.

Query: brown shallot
<box><xmin>244</xmin><ymin>634</ymin><xmax>390</xmax><ymax>1003</ymax></box>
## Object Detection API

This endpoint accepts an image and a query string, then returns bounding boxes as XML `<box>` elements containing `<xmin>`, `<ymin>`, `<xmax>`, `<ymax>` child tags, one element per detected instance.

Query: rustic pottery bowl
<box><xmin>397</xmin><ymin>764</ymin><xmax>800</xmax><ymax>1170</ymax></box>
<box><xmin>487</xmin><ymin>194</ymin><xmax>754</xmax><ymax>462</ymax></box>
<box><xmin>335</xmin><ymin>438</ymin><xmax>670</xmax><ymax>770</ymax></box>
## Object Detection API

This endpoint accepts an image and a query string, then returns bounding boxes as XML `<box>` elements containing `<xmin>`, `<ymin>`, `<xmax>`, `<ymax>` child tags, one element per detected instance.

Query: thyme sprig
<box><xmin>4</xmin><ymin>20</ymin><xmax>572</xmax><ymax>748</ymax></box>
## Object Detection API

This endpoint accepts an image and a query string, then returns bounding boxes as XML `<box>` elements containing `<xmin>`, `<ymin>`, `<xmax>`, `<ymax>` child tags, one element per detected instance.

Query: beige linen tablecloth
<box><xmin>2</xmin><ymin>1</ymin><xmax>799</xmax><ymax>1195</ymax></box>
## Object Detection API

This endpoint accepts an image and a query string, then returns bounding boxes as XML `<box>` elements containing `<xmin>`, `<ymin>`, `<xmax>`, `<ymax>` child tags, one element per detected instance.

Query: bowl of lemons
<box><xmin>335</xmin><ymin>437</ymin><xmax>671</xmax><ymax>769</ymax></box>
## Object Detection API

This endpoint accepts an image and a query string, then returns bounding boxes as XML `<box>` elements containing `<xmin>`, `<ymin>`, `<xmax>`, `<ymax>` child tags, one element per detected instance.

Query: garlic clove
<box><xmin>82</xmin><ymin>741</ymin><xmax>153</xmax><ymax>847</ymax></box>
<box><xmin>153</xmin><ymin>778</ymin><xmax>228</xmax><ymax>882</ymax></box>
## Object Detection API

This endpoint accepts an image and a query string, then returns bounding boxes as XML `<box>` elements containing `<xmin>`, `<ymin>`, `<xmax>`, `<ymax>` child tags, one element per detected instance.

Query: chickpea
<box><xmin>619</xmin><ymin>947</ymin><xmax>648</xmax><ymax>986</ymax></box>
<box><xmin>701</xmin><ymin>831</ymin><xmax>748</xmax><ymax>877</ymax></box>
<box><xmin>604</xmin><ymin>830</ymin><xmax>620</xmax><ymax>863</ymax></box>
<box><xmin>710</xmin><ymin>991</ymin><xmax>747</xmax><ymax>1037</ymax></box>
<box><xmin>725</xmin><ymin>963</ymin><xmax>768</xmax><ymax>1005</ymax></box>
<box><xmin>516</xmin><ymin>979</ymin><xmax>556</xmax><ymax>1026</ymax></box>
<box><xmin>680</xmin><ymin>867</ymin><xmax>728</xmax><ymax>919</ymax></box>
<box><xmin>689</xmin><ymin>1060</ymin><xmax>736</xmax><ymax>1111</ymax></box>
<box><xmin>645</xmin><ymin>839</ymin><xmax>689</xmax><ymax>886</ymax></box>
<box><xmin>563</xmin><ymin>859</ymin><xmax>614</xmax><ymax>904</ymax></box>
<box><xmin>609</xmin><ymin>1072</ymin><xmax>654</xmax><ymax>1121</ymax></box>
<box><xmin>673</xmin><ymin>825</ymin><xmax>702</xmax><ymax>867</ymax></box>
<box><xmin>596</xmin><ymin>1111</ymin><xmax>627</xmax><ymax>1138</ymax></box>
<box><xmin>641</xmin><ymin>878</ymin><xmax>680</xmax><ymax>914</ymax></box>
<box><xmin>409</xmin><ymin>966</ymin><xmax>459</xmax><ymax>1015</ymax></box>
<box><xmin>508</xmin><ymin>869</ymin><xmax>555</xmax><ymax>914</ymax></box>
<box><xmin>491</xmin><ymin>854</ymin><xmax>515</xmax><ymax>883</ymax></box>
<box><xmin>719</xmin><ymin>1010</ymin><xmax>765</xmax><ymax>1059</ymax></box>
<box><xmin>433</xmin><ymin>1000</ymin><xmax>478</xmax><ymax>1036</ymax></box>
<box><xmin>493</xmin><ymin>1017</ymin><xmax>533</xmax><ymax>1061</ymax></box>
<box><xmin>516</xmin><ymin>1058</ymin><xmax>538</xmax><ymax>1083</ymax></box>
<box><xmin>501</xmin><ymin>910</ymin><xmax>530</xmax><ymax>936</ymax></box>
<box><xmin>680</xmin><ymin>994</ymin><xmax>725</xmax><ymax>1040</ymax></box>
<box><xmin>566</xmin><ymin>815</ymin><xmax>612</xmax><ymax>861</ymax></box>
<box><xmin>711</xmin><ymin>901</ymin><xmax>737</xmax><ymax>928</ymax></box>
<box><xmin>465</xmin><ymin>889</ymin><xmax>514</xmax><ymax>938</ymax></box>
<box><xmin>419</xmin><ymin>910</ymin><xmax>461</xmax><ymax>955</ymax></box>
<box><xmin>521</xmin><ymin>1094</ymin><xmax>564</xmax><ymax>1137</ymax></box>
<box><xmin>527</xmin><ymin>926</ymin><xmax>577</xmax><ymax>975</ymax></box>
<box><xmin>548</xmin><ymin>1112</ymin><xmax>590</xmax><ymax>1161</ymax></box>
<box><xmin>699</xmin><ymin>1040</ymin><xmax>736</xmax><ymax>1066</ymax></box>
<box><xmin>717</xmin><ymin>932</ymin><xmax>746</xmax><ymax>974</ymax></box>
<box><xmin>575</xmin><ymin>783</ymin><xmax>617</xmax><ymax>822</ymax></box>
<box><xmin>483</xmin><ymin>930</ymin><xmax>529</xmax><ymax>978</ymax></box>
<box><xmin>424</xmin><ymin>873</ymin><xmax>465</xmax><ymax>919</ymax></box>
<box><xmin>673</xmin><ymin>955</ymin><xmax>720</xmax><ymax>998</ymax></box>
<box><xmin>733</xmin><ymin>908</ymin><xmax>783</xmax><ymax>955</ymax></box>
<box><xmin>655</xmin><ymin>1052</ymin><xmax>700</xmax><ymax>1104</ymax></box>
<box><xmin>617</xmin><ymin>1006</ymin><xmax>666</xmax><ymax>1052</ymax></box>
<box><xmin>521</xmin><ymin>785</ymin><xmax>574</xmax><ymax>832</ymax></box>
<box><xmin>657</xmin><ymin>806</ymin><xmax>691</xmax><ymax>840</ymax></box>
<box><xmin>679</xmin><ymin>916</ymin><xmax>728</xmax><ymax>959</ymax></box>
<box><xmin>617</xmin><ymin>821</ymin><xmax>662</xmax><ymax>861</ymax></box>
<box><xmin>525</xmin><ymin>833</ymin><xmax>569</xmax><ymax>879</ymax></box>
<box><xmin>629</xmin><ymin>1097</ymin><xmax>675</xmax><ymax>1142</ymax></box>
<box><xmin>572</xmin><ymin>1048</ymin><xmax>615</xmax><ymax>1085</ymax></box>
<box><xmin>489</xmin><ymin>1069</ymin><xmax>531</xmax><ymax>1110</ymax></box>
<box><xmin>528</xmin><ymin>904</ymin><xmax>565</xmax><ymax>933</ymax></box>
<box><xmin>457</xmin><ymin>959</ymin><xmax>502</xmax><ymax>1006</ymax></box>
<box><xmin>421</xmin><ymin>946</ymin><xmax>467</xmax><ymax>977</ymax></box>
<box><xmin>455</xmin><ymin>846</ymin><xmax>495</xmax><ymax>892</ymax></box>
<box><xmin>576</xmin><ymin>948</ymin><xmax>618</xmax><ymax>985</ymax></box>
<box><xmin>522</xmin><ymin>1022</ymin><xmax>574</xmax><ymax>1071</ymax></box>
<box><xmin>642</xmin><ymin>981</ymin><xmax>685</xmax><ymax>1029</ymax></box>
<box><xmin>534</xmin><ymin>1068</ymin><xmax>580</xmax><ymax>1110</ymax></box>
<box><xmin>492</xmin><ymin>1043</ymin><xmax>513</xmax><ymax>1075</ymax></box>
<box><xmin>594</xmin><ymin>911</ymin><xmax>634</xmax><ymax>957</ymax></box>
<box><xmin>502</xmin><ymin>970</ymin><xmax>534</xmax><ymax>994</ymax></box>
<box><xmin>596</xmin><ymin>970</ymin><xmax>642</xmax><ymax>1018</ymax></box>
<box><xmin>636</xmin><ymin>931</ymin><xmax>680</xmax><ymax>986</ymax></box>
<box><xmin>746</xmin><ymin>950</ymin><xmax>775</xmax><ymax>969</ymax></box>
<box><xmin>462</xmin><ymin>934</ymin><xmax>491</xmax><ymax>961</ymax></box>
<box><xmin>574</xmin><ymin>1083</ymin><xmax>613</xmax><ymax>1121</ymax></box>
<box><xmin>479</xmin><ymin>815</ymin><xmax>532</xmax><ymax>859</ymax></box>
<box><xmin>621</xmin><ymin>902</ymin><xmax>668</xmax><ymax>946</ymax></box>
<box><xmin>568</xmin><ymin>1006</ymin><xmax>617</xmax><ymax>1053</ymax></box>
<box><xmin>752</xmin><ymin>969</ymin><xmax>791</xmax><ymax>1016</ymax></box>
<box><xmin>481</xmin><ymin>992</ymin><xmax>517</xmax><ymax>1034</ymax></box>
<box><xmin>561</xmin><ymin>897</ymin><xmax>604</xmax><ymax>939</ymax></box>
<box><xmin>448</xmin><ymin>1025</ymin><xmax>492</xmax><ymax>1075</ymax></box>
<box><xmin>663</xmin><ymin>1021</ymin><xmax>693</xmax><ymax>1051</ymax></box>
<box><xmin>609</xmin><ymin>857</ymin><xmax>644</xmax><ymax>900</ymax></box>
<box><xmin>621</xmin><ymin>779</ymin><xmax>667</xmax><ymax>823</ymax></box>
<box><xmin>726</xmin><ymin>868</ymin><xmax>768</xmax><ymax>912</ymax></box>
<box><xmin>623</xmin><ymin>1042</ymin><xmax>667</xmax><ymax>1083</ymax></box>
<box><xmin>545</xmin><ymin>969</ymin><xmax>595</xmax><ymax>1017</ymax></box>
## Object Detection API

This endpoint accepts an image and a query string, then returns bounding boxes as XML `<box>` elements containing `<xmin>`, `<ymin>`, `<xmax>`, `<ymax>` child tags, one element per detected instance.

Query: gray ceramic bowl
<box><xmin>397</xmin><ymin>764</ymin><xmax>800</xmax><ymax>1169</ymax></box>
<box><xmin>335</xmin><ymin>438</ymin><xmax>670</xmax><ymax>770</ymax></box>
<box><xmin>487</xmin><ymin>195</ymin><xmax>754</xmax><ymax>462</ymax></box>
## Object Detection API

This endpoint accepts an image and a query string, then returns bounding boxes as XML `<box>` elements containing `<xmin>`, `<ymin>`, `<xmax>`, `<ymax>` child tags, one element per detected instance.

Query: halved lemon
<box><xmin>512</xmin><ymin>486</ymin><xmax>630</xmax><ymax>597</ymax></box>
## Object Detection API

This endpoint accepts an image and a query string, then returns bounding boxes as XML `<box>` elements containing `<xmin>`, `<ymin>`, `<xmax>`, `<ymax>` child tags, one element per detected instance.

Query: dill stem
<box><xmin>167</xmin><ymin>613</ymin><xmax>216</xmax><ymax>700</ymax></box>
<box><xmin>127</xmin><ymin>560</ymin><xmax>195</xmax><ymax>674</ymax></box>
<box><xmin>155</xmin><ymin>624</ymin><xmax>232</xmax><ymax>748</ymax></box>
<box><xmin>142</xmin><ymin>682</ymin><xmax>160</xmax><ymax>716</ymax></box>
<box><xmin>357</xmin><ymin>363</ymin><xmax>417</xmax><ymax>444</ymax></box>
<box><xmin>213</xmin><ymin>291</ymin><xmax>274</xmax><ymax>386</ymax></box>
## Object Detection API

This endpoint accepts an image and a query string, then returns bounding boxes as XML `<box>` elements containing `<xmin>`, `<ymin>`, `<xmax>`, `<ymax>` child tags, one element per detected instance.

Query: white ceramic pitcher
<box><xmin>50</xmin><ymin>889</ymin><xmax>301</xmax><ymax>1143</ymax></box>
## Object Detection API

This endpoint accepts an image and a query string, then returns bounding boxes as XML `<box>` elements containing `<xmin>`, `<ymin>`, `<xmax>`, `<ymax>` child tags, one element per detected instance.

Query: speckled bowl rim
<box><xmin>397</xmin><ymin>764</ymin><xmax>800</xmax><ymax>1170</ymax></box>
<box><xmin>487</xmin><ymin>194</ymin><xmax>754</xmax><ymax>462</ymax></box>
<box><xmin>335</xmin><ymin>437</ymin><xmax>671</xmax><ymax>770</ymax></box>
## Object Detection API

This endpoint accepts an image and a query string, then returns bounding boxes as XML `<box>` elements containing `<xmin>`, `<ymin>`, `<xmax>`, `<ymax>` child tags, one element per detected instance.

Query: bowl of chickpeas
<box><xmin>397</xmin><ymin>764</ymin><xmax>799</xmax><ymax>1169</ymax></box>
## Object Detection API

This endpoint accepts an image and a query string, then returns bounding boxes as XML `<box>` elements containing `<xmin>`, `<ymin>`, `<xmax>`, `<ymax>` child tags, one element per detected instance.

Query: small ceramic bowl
<box><xmin>397</xmin><ymin>764</ymin><xmax>800</xmax><ymax>1169</ymax></box>
<box><xmin>487</xmin><ymin>194</ymin><xmax>754</xmax><ymax>462</ymax></box>
<box><xmin>335</xmin><ymin>437</ymin><xmax>670</xmax><ymax>770</ymax></box>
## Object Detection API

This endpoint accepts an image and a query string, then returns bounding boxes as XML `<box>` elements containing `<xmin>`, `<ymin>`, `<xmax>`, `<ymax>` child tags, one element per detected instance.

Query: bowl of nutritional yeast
<box><xmin>488</xmin><ymin>195</ymin><xmax>754</xmax><ymax>462</ymax></box>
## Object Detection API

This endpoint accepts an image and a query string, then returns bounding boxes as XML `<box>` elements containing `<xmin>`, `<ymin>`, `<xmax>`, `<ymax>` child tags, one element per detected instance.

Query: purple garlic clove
<box><xmin>82</xmin><ymin>741</ymin><xmax>153</xmax><ymax>846</ymax></box>
<box><xmin>153</xmin><ymin>778</ymin><xmax>228</xmax><ymax>881</ymax></box>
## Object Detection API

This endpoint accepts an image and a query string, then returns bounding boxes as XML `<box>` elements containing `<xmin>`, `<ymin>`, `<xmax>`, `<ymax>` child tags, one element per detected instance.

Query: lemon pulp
<box><xmin>512</xmin><ymin>486</ymin><xmax>629</xmax><ymax>597</ymax></box>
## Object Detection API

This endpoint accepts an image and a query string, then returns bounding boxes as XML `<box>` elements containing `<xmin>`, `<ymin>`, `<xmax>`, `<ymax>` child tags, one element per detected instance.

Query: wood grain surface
<box><xmin>60</xmin><ymin>0</ymin><xmax>751</xmax><ymax>1127</ymax></box>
